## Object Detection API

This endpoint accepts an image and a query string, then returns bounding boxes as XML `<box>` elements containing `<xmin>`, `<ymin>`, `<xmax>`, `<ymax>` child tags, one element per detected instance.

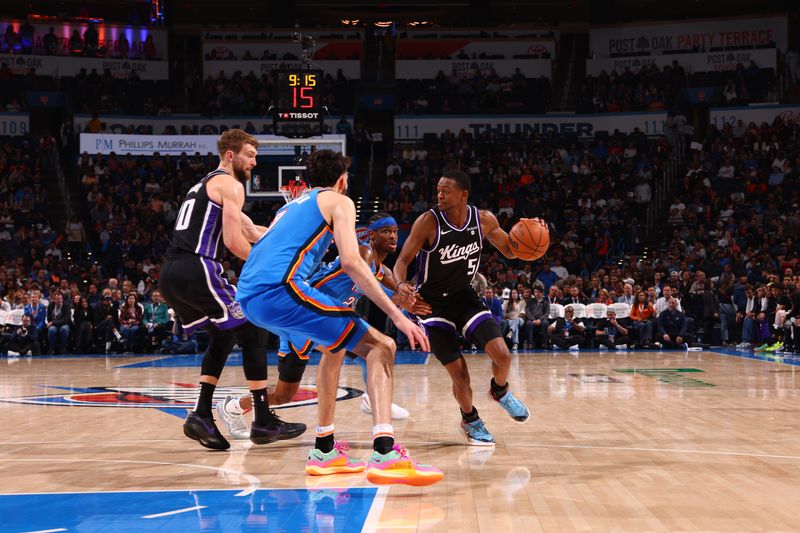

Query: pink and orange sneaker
<box><xmin>305</xmin><ymin>441</ymin><xmax>367</xmax><ymax>476</ymax></box>
<box><xmin>366</xmin><ymin>445</ymin><xmax>444</xmax><ymax>487</ymax></box>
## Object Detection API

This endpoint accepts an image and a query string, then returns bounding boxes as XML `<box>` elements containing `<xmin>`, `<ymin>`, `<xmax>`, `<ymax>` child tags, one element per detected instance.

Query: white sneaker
<box><xmin>216</xmin><ymin>395</ymin><xmax>250</xmax><ymax>440</ymax></box>
<box><xmin>7</xmin><ymin>350</ymin><xmax>19</xmax><ymax>356</ymax></box>
<box><xmin>359</xmin><ymin>393</ymin><xmax>410</xmax><ymax>420</ymax></box>
<box><xmin>512</xmin><ymin>343</ymin><xmax>518</xmax><ymax>352</ymax></box>
<box><xmin>569</xmin><ymin>344</ymin><xmax>580</xmax><ymax>351</ymax></box>
<box><xmin>615</xmin><ymin>344</ymin><xmax>628</xmax><ymax>350</ymax></box>
<box><xmin>598</xmin><ymin>345</ymin><xmax>608</xmax><ymax>351</ymax></box>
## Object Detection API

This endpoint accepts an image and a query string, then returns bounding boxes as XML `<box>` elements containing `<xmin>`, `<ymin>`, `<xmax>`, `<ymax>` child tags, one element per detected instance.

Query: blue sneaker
<box><xmin>490</xmin><ymin>389</ymin><xmax>531</xmax><ymax>423</ymax></box>
<box><xmin>460</xmin><ymin>419</ymin><xmax>496</xmax><ymax>446</ymax></box>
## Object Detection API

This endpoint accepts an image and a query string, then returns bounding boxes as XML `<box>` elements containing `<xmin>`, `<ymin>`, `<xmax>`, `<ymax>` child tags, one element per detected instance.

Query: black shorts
<box><xmin>159</xmin><ymin>252</ymin><xmax>247</xmax><ymax>334</ymax></box>
<box><xmin>418</xmin><ymin>288</ymin><xmax>502</xmax><ymax>365</ymax></box>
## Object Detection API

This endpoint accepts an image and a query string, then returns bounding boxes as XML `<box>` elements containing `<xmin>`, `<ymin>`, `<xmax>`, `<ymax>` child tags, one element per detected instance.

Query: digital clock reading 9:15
<box><xmin>275</xmin><ymin>70</ymin><xmax>323</xmax><ymax>113</ymax></box>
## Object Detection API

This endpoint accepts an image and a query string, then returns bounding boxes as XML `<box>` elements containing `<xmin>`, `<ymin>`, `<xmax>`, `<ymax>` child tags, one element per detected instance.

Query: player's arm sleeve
<box><xmin>479</xmin><ymin>210</ymin><xmax>517</xmax><ymax>260</ymax></box>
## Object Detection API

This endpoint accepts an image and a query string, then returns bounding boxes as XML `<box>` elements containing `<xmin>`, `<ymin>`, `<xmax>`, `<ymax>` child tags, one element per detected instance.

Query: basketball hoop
<box><xmin>279</xmin><ymin>183</ymin><xmax>309</xmax><ymax>203</ymax></box>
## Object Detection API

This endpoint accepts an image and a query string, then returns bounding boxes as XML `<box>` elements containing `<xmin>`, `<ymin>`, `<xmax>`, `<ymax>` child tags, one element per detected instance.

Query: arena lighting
<box><xmin>374</xmin><ymin>21</ymin><xmax>393</xmax><ymax>27</ymax></box>
<box><xmin>29</xmin><ymin>14</ymin><xmax>103</xmax><ymax>24</ymax></box>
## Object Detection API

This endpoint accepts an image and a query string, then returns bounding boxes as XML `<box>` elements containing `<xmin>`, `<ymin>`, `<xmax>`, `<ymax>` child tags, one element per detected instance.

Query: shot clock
<box><xmin>272</xmin><ymin>69</ymin><xmax>325</xmax><ymax>138</ymax></box>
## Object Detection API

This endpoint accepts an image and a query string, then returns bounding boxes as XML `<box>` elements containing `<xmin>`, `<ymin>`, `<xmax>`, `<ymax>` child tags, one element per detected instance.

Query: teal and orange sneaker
<box><xmin>305</xmin><ymin>441</ymin><xmax>367</xmax><ymax>476</ymax></box>
<box><xmin>366</xmin><ymin>445</ymin><xmax>444</xmax><ymax>487</ymax></box>
<box><xmin>755</xmin><ymin>343</ymin><xmax>770</xmax><ymax>352</ymax></box>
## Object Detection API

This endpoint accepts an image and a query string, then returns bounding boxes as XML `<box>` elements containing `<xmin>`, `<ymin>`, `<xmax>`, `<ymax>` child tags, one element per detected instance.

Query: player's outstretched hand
<box><xmin>395</xmin><ymin>314</ymin><xmax>430</xmax><ymax>352</ymax></box>
<box><xmin>397</xmin><ymin>281</ymin><xmax>416</xmax><ymax>300</ymax></box>
<box><xmin>520</xmin><ymin>217</ymin><xmax>547</xmax><ymax>227</ymax></box>
<box><xmin>410</xmin><ymin>293</ymin><xmax>432</xmax><ymax>316</ymax></box>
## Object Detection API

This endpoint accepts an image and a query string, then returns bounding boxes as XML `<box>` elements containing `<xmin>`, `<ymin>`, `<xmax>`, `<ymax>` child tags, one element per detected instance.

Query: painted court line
<box><xmin>362</xmin><ymin>486</ymin><xmax>389</xmax><ymax>533</ymax></box>
<box><xmin>143</xmin><ymin>505</ymin><xmax>207</xmax><ymax>518</ymax></box>
<box><xmin>2</xmin><ymin>458</ymin><xmax>261</xmax><ymax>497</ymax></box>
<box><xmin>521</xmin><ymin>442</ymin><xmax>800</xmax><ymax>461</ymax></box>
<box><xmin>20</xmin><ymin>529</ymin><xmax>66</xmax><ymax>533</ymax></box>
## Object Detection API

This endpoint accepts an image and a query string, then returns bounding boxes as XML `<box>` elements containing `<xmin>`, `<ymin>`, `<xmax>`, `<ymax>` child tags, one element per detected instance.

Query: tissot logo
<box><xmin>0</xmin><ymin>383</ymin><xmax>361</xmax><ymax>417</ymax></box>
<box><xmin>438</xmin><ymin>242</ymin><xmax>480</xmax><ymax>264</ymax></box>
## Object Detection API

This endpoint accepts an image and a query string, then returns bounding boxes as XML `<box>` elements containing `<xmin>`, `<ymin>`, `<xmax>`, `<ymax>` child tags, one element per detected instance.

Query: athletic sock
<box><xmin>250</xmin><ymin>388</ymin><xmax>271</xmax><ymax>426</ymax></box>
<box><xmin>461</xmin><ymin>406</ymin><xmax>480</xmax><ymax>423</ymax></box>
<box><xmin>490</xmin><ymin>377</ymin><xmax>509</xmax><ymax>400</ymax></box>
<box><xmin>315</xmin><ymin>424</ymin><xmax>335</xmax><ymax>453</ymax></box>
<box><xmin>372</xmin><ymin>423</ymin><xmax>394</xmax><ymax>454</ymax></box>
<box><xmin>194</xmin><ymin>381</ymin><xmax>215</xmax><ymax>418</ymax></box>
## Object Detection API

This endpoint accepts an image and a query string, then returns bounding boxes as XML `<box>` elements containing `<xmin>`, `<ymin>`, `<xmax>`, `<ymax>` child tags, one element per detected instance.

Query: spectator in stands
<box><xmin>523</xmin><ymin>286</ymin><xmax>549</xmax><ymax>349</ymax></box>
<box><xmin>94</xmin><ymin>296</ymin><xmax>121</xmax><ymax>353</ymax></box>
<box><xmin>8</xmin><ymin>314</ymin><xmax>40</xmax><ymax>356</ymax></box>
<box><xmin>46</xmin><ymin>292</ymin><xmax>72</xmax><ymax>354</ymax></box>
<box><xmin>548</xmin><ymin>305</ymin><xmax>585</xmax><ymax>350</ymax></box>
<box><xmin>119</xmin><ymin>293</ymin><xmax>143</xmax><ymax>352</ymax></box>
<box><xmin>73</xmin><ymin>296</ymin><xmax>95</xmax><ymax>353</ymax></box>
<box><xmin>501</xmin><ymin>289</ymin><xmax>525</xmax><ymax>352</ymax></box>
<box><xmin>83</xmin><ymin>23</ymin><xmax>99</xmax><ymax>57</ymax></box>
<box><xmin>43</xmin><ymin>27</ymin><xmax>59</xmax><ymax>55</ymax></box>
<box><xmin>594</xmin><ymin>309</ymin><xmax>631</xmax><ymax>350</ymax></box>
<box><xmin>630</xmin><ymin>290</ymin><xmax>655</xmax><ymax>346</ymax></box>
<box><xmin>143</xmin><ymin>290</ymin><xmax>171</xmax><ymax>352</ymax></box>
<box><xmin>657</xmin><ymin>298</ymin><xmax>688</xmax><ymax>349</ymax></box>
<box><xmin>69</xmin><ymin>29</ymin><xmax>83</xmax><ymax>56</ymax></box>
<box><xmin>24</xmin><ymin>290</ymin><xmax>47</xmax><ymax>331</ymax></box>
<box><xmin>482</xmin><ymin>288</ymin><xmax>503</xmax><ymax>325</ymax></box>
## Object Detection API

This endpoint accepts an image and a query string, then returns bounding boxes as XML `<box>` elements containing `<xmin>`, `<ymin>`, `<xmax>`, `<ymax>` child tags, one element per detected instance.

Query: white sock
<box><xmin>225</xmin><ymin>396</ymin><xmax>244</xmax><ymax>415</ymax></box>
<box><xmin>316</xmin><ymin>424</ymin><xmax>335</xmax><ymax>438</ymax></box>
<box><xmin>372</xmin><ymin>423</ymin><xmax>394</xmax><ymax>440</ymax></box>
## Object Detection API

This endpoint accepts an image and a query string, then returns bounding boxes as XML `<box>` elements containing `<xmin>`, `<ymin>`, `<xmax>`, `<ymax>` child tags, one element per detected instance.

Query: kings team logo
<box><xmin>0</xmin><ymin>383</ymin><xmax>362</xmax><ymax>418</ymax></box>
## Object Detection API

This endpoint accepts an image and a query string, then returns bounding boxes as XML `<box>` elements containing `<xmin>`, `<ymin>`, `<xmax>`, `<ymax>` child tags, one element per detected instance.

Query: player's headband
<box><xmin>368</xmin><ymin>217</ymin><xmax>397</xmax><ymax>231</ymax></box>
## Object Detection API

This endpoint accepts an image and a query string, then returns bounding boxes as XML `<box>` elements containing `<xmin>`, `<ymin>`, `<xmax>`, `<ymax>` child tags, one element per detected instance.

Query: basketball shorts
<box><xmin>418</xmin><ymin>288</ymin><xmax>502</xmax><ymax>365</ymax></box>
<box><xmin>277</xmin><ymin>336</ymin><xmax>311</xmax><ymax>383</ymax></box>
<box><xmin>238</xmin><ymin>282</ymin><xmax>369</xmax><ymax>356</ymax></box>
<box><xmin>159</xmin><ymin>252</ymin><xmax>247</xmax><ymax>334</ymax></box>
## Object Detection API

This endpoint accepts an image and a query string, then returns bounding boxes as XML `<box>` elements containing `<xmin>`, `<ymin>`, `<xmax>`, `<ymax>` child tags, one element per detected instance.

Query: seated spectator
<box><xmin>548</xmin><ymin>305</ymin><xmax>585</xmax><ymax>350</ymax></box>
<box><xmin>657</xmin><ymin>298</ymin><xmax>688</xmax><ymax>349</ymax></box>
<box><xmin>73</xmin><ymin>296</ymin><xmax>95</xmax><ymax>353</ymax></box>
<box><xmin>143</xmin><ymin>290</ymin><xmax>171</xmax><ymax>352</ymax></box>
<box><xmin>119</xmin><ymin>293</ymin><xmax>143</xmax><ymax>352</ymax></box>
<box><xmin>629</xmin><ymin>290</ymin><xmax>655</xmax><ymax>346</ymax></box>
<box><xmin>7</xmin><ymin>314</ymin><xmax>40</xmax><ymax>356</ymax></box>
<box><xmin>46</xmin><ymin>292</ymin><xmax>72</xmax><ymax>354</ymax></box>
<box><xmin>24</xmin><ymin>291</ymin><xmax>47</xmax><ymax>331</ymax></box>
<box><xmin>593</xmin><ymin>309</ymin><xmax>631</xmax><ymax>349</ymax></box>
<box><xmin>94</xmin><ymin>296</ymin><xmax>122</xmax><ymax>353</ymax></box>
<box><xmin>481</xmin><ymin>288</ymin><xmax>503</xmax><ymax>324</ymax></box>
<box><xmin>523</xmin><ymin>286</ymin><xmax>549</xmax><ymax>349</ymax></box>
<box><xmin>501</xmin><ymin>289</ymin><xmax>525</xmax><ymax>351</ymax></box>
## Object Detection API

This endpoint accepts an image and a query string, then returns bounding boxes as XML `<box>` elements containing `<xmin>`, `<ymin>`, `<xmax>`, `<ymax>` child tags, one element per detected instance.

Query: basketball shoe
<box><xmin>183</xmin><ymin>412</ymin><xmax>230</xmax><ymax>450</ymax></box>
<box><xmin>460</xmin><ymin>419</ymin><xmax>496</xmax><ymax>446</ymax></box>
<box><xmin>366</xmin><ymin>445</ymin><xmax>444</xmax><ymax>486</ymax></box>
<box><xmin>489</xmin><ymin>389</ymin><xmax>531</xmax><ymax>423</ymax></box>
<box><xmin>250</xmin><ymin>411</ymin><xmax>306</xmax><ymax>445</ymax></box>
<box><xmin>216</xmin><ymin>395</ymin><xmax>250</xmax><ymax>440</ymax></box>
<box><xmin>359</xmin><ymin>393</ymin><xmax>410</xmax><ymax>420</ymax></box>
<box><xmin>306</xmin><ymin>441</ymin><xmax>367</xmax><ymax>475</ymax></box>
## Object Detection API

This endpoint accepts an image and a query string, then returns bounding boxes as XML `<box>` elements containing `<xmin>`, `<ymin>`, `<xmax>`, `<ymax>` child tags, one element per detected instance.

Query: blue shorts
<box><xmin>239</xmin><ymin>283</ymin><xmax>369</xmax><ymax>354</ymax></box>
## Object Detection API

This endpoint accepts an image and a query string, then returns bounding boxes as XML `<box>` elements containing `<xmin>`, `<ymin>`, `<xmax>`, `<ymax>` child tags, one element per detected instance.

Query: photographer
<box><xmin>7</xmin><ymin>315</ymin><xmax>41</xmax><ymax>356</ymax></box>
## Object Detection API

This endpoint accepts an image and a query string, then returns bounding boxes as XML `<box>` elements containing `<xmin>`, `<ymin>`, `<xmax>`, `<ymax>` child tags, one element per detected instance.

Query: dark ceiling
<box><xmin>5</xmin><ymin>0</ymin><xmax>799</xmax><ymax>27</ymax></box>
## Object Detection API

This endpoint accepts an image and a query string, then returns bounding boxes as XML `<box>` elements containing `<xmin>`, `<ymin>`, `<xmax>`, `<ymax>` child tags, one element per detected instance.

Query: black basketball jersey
<box><xmin>415</xmin><ymin>205</ymin><xmax>483</xmax><ymax>303</ymax></box>
<box><xmin>168</xmin><ymin>168</ymin><xmax>228</xmax><ymax>261</ymax></box>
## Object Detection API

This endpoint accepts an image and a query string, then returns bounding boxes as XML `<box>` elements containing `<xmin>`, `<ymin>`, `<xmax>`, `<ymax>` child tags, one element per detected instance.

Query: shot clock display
<box><xmin>273</xmin><ymin>69</ymin><xmax>325</xmax><ymax>138</ymax></box>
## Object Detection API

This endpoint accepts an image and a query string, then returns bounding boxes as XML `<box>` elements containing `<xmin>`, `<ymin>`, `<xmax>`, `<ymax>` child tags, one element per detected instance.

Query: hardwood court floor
<box><xmin>2</xmin><ymin>349</ymin><xmax>800</xmax><ymax>532</ymax></box>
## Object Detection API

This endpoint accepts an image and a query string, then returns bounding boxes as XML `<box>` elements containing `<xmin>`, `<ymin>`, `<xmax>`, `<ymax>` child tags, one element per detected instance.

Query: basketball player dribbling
<box><xmin>216</xmin><ymin>213</ymin><xmax>429</xmax><ymax>439</ymax></box>
<box><xmin>236</xmin><ymin>150</ymin><xmax>443</xmax><ymax>486</ymax></box>
<box><xmin>393</xmin><ymin>170</ymin><xmax>531</xmax><ymax>446</ymax></box>
<box><xmin>159</xmin><ymin>129</ymin><xmax>305</xmax><ymax>450</ymax></box>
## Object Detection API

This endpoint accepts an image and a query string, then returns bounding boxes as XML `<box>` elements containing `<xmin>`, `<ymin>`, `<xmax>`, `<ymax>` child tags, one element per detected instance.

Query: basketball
<box><xmin>508</xmin><ymin>218</ymin><xmax>550</xmax><ymax>261</ymax></box>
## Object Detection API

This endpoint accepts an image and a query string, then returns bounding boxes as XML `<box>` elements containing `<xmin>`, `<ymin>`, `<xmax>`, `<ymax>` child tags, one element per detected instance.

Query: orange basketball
<box><xmin>509</xmin><ymin>218</ymin><xmax>550</xmax><ymax>261</ymax></box>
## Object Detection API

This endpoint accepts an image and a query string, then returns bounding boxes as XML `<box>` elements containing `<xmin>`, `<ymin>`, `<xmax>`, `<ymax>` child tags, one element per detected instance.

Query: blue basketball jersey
<box><xmin>237</xmin><ymin>189</ymin><xmax>333</xmax><ymax>303</ymax></box>
<box><xmin>308</xmin><ymin>253</ymin><xmax>386</xmax><ymax>307</ymax></box>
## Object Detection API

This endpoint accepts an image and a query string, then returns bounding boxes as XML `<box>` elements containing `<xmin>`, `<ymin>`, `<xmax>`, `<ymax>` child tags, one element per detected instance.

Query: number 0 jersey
<box><xmin>415</xmin><ymin>205</ymin><xmax>483</xmax><ymax>304</ymax></box>
<box><xmin>168</xmin><ymin>168</ymin><xmax>228</xmax><ymax>261</ymax></box>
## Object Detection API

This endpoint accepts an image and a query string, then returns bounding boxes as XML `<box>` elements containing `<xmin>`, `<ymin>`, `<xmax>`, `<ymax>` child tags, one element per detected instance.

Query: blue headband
<box><xmin>368</xmin><ymin>217</ymin><xmax>397</xmax><ymax>231</ymax></box>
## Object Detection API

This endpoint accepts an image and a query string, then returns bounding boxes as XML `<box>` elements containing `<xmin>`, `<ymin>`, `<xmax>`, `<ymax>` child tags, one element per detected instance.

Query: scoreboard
<box><xmin>273</xmin><ymin>69</ymin><xmax>325</xmax><ymax>138</ymax></box>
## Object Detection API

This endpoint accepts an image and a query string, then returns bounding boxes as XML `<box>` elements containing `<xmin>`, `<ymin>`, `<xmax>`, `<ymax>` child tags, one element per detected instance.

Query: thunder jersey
<box><xmin>309</xmin><ymin>253</ymin><xmax>386</xmax><ymax>307</ymax></box>
<box><xmin>237</xmin><ymin>188</ymin><xmax>333</xmax><ymax>301</ymax></box>
<box><xmin>168</xmin><ymin>168</ymin><xmax>228</xmax><ymax>261</ymax></box>
<box><xmin>415</xmin><ymin>205</ymin><xmax>483</xmax><ymax>303</ymax></box>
